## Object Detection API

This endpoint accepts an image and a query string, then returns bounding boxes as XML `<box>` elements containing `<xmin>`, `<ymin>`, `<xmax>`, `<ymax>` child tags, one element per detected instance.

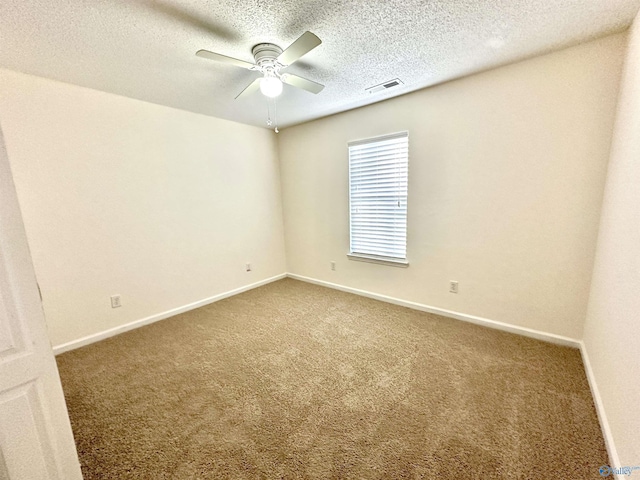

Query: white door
<box><xmin>0</xmin><ymin>126</ymin><xmax>82</xmax><ymax>479</ymax></box>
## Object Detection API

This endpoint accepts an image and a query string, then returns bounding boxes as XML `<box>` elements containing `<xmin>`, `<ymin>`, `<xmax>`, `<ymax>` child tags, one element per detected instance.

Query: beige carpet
<box><xmin>56</xmin><ymin>278</ymin><xmax>607</xmax><ymax>479</ymax></box>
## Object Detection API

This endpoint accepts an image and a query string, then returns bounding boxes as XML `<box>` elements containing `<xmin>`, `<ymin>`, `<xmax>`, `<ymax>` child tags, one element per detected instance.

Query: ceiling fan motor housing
<box><xmin>252</xmin><ymin>43</ymin><xmax>284</xmax><ymax>75</ymax></box>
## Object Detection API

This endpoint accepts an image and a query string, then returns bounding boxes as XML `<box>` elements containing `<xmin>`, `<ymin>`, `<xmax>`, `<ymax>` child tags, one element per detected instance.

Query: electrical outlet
<box><xmin>246</xmin><ymin>263</ymin><xmax>252</xmax><ymax>272</ymax></box>
<box><xmin>331</xmin><ymin>261</ymin><xmax>336</xmax><ymax>271</ymax></box>
<box><xmin>110</xmin><ymin>294</ymin><xmax>122</xmax><ymax>308</ymax></box>
<box><xmin>449</xmin><ymin>281</ymin><xmax>458</xmax><ymax>294</ymax></box>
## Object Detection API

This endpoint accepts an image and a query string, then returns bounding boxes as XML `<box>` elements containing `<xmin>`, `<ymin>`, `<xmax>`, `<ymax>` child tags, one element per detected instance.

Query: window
<box><xmin>348</xmin><ymin>132</ymin><xmax>409</xmax><ymax>266</ymax></box>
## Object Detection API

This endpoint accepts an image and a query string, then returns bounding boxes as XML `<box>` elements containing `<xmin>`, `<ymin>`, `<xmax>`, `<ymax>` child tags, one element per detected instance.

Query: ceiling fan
<box><xmin>196</xmin><ymin>31</ymin><xmax>325</xmax><ymax>100</ymax></box>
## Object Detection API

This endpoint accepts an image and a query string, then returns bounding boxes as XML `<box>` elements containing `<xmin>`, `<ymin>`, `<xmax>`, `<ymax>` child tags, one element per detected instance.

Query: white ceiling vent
<box><xmin>365</xmin><ymin>78</ymin><xmax>404</xmax><ymax>94</ymax></box>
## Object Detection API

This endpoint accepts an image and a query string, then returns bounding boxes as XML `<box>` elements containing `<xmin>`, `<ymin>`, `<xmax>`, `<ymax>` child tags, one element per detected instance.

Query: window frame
<box><xmin>347</xmin><ymin>131</ymin><xmax>409</xmax><ymax>268</ymax></box>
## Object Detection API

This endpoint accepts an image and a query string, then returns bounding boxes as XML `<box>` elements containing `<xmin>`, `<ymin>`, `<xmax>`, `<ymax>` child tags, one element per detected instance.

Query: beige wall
<box><xmin>0</xmin><ymin>69</ymin><xmax>286</xmax><ymax>347</ymax></box>
<box><xmin>279</xmin><ymin>34</ymin><xmax>625</xmax><ymax>339</ymax></box>
<box><xmin>583</xmin><ymin>13</ymin><xmax>640</xmax><ymax>466</ymax></box>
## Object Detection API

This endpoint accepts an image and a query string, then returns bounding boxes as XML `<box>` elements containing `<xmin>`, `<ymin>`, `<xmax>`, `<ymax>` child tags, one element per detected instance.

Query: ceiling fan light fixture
<box><xmin>260</xmin><ymin>76</ymin><xmax>283</xmax><ymax>97</ymax></box>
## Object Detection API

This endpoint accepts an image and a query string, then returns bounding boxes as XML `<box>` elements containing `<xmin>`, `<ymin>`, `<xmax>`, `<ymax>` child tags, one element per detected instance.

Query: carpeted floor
<box><xmin>56</xmin><ymin>278</ymin><xmax>608</xmax><ymax>479</ymax></box>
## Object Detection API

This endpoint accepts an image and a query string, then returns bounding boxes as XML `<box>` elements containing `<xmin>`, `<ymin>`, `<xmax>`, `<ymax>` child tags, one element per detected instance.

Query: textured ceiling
<box><xmin>1</xmin><ymin>0</ymin><xmax>639</xmax><ymax>129</ymax></box>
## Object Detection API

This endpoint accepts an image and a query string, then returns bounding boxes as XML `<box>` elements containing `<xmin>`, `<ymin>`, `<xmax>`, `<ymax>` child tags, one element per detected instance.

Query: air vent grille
<box><xmin>365</xmin><ymin>78</ymin><xmax>404</xmax><ymax>94</ymax></box>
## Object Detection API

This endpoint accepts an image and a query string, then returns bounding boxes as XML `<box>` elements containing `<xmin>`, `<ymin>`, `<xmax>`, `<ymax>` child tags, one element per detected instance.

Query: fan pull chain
<box><xmin>266</xmin><ymin>98</ymin><xmax>279</xmax><ymax>133</ymax></box>
<box><xmin>274</xmin><ymin>98</ymin><xmax>279</xmax><ymax>133</ymax></box>
<box><xmin>266</xmin><ymin>100</ymin><xmax>273</xmax><ymax>127</ymax></box>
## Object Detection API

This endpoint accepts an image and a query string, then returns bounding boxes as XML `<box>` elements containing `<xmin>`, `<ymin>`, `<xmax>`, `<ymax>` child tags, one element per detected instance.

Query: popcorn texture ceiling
<box><xmin>1</xmin><ymin>0</ymin><xmax>639</xmax><ymax>129</ymax></box>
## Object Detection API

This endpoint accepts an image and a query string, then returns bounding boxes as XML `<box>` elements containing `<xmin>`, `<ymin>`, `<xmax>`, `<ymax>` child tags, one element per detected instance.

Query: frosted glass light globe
<box><xmin>260</xmin><ymin>76</ymin><xmax>283</xmax><ymax>97</ymax></box>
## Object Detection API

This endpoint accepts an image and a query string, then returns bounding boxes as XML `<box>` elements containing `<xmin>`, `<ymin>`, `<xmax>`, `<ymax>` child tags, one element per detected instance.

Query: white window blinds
<box><xmin>348</xmin><ymin>132</ymin><xmax>408</xmax><ymax>260</ymax></box>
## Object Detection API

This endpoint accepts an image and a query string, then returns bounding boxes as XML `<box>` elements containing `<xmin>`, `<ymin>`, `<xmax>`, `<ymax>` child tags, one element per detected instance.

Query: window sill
<box><xmin>347</xmin><ymin>253</ymin><xmax>409</xmax><ymax>268</ymax></box>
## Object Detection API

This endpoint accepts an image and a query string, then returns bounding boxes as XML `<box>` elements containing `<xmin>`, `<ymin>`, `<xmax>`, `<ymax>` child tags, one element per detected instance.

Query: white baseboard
<box><xmin>286</xmin><ymin>273</ymin><xmax>581</xmax><ymax>348</ymax></box>
<box><xmin>53</xmin><ymin>269</ymin><xmax>617</xmax><ymax>471</ymax></box>
<box><xmin>579</xmin><ymin>341</ymin><xmax>621</xmax><ymax>472</ymax></box>
<box><xmin>53</xmin><ymin>273</ymin><xmax>287</xmax><ymax>355</ymax></box>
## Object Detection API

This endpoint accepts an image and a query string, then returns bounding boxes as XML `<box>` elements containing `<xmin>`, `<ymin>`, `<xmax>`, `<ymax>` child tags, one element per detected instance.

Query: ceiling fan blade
<box><xmin>277</xmin><ymin>31</ymin><xmax>321</xmax><ymax>66</ymax></box>
<box><xmin>196</xmin><ymin>49</ymin><xmax>255</xmax><ymax>69</ymax></box>
<box><xmin>281</xmin><ymin>73</ymin><xmax>324</xmax><ymax>94</ymax></box>
<box><xmin>235</xmin><ymin>78</ymin><xmax>261</xmax><ymax>100</ymax></box>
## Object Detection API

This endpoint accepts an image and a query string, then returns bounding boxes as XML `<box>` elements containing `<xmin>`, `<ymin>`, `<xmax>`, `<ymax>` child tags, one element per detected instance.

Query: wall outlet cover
<box><xmin>110</xmin><ymin>295</ymin><xmax>122</xmax><ymax>308</ymax></box>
